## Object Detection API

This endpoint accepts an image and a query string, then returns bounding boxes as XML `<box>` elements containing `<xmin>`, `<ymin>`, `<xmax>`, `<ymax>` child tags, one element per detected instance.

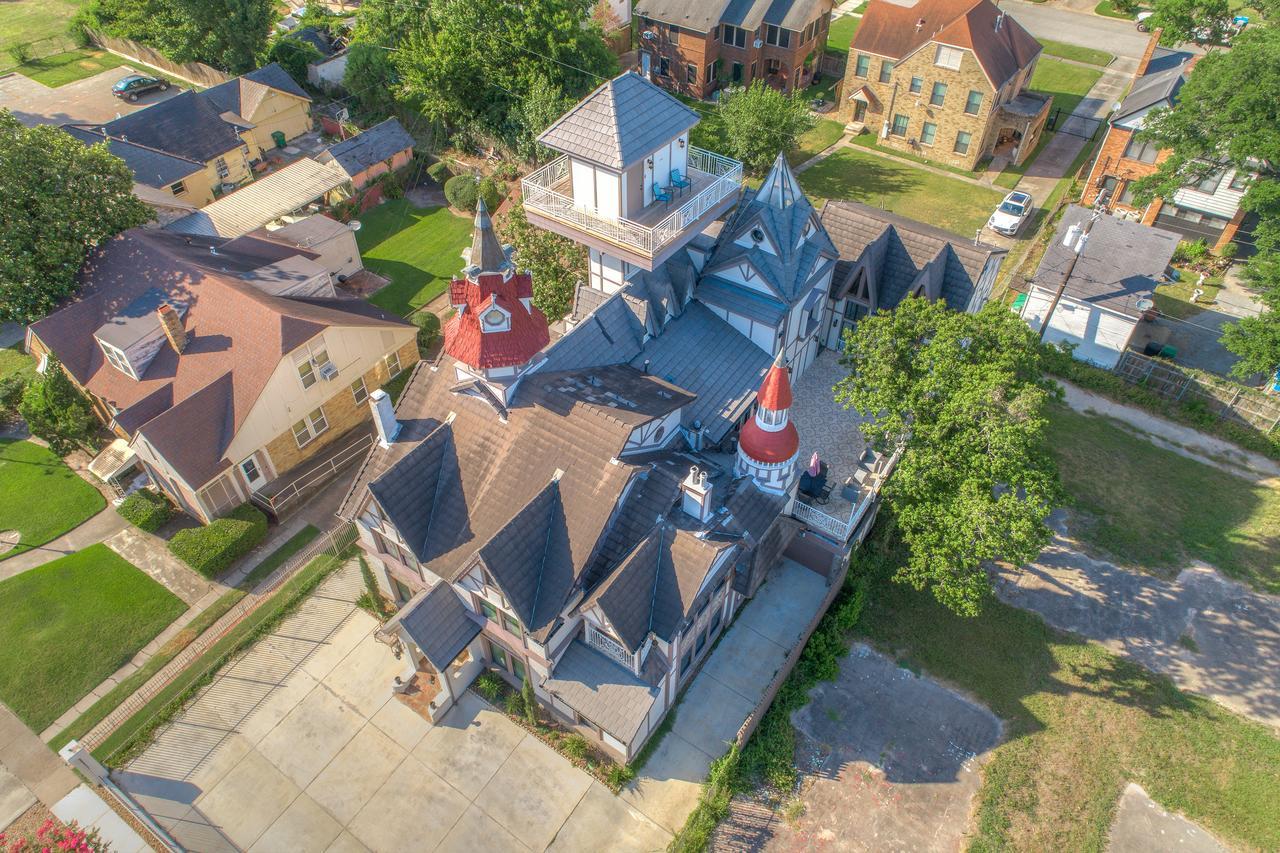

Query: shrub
<box><xmin>18</xmin><ymin>355</ymin><xmax>96</xmax><ymax>455</ymax></box>
<box><xmin>1218</xmin><ymin>241</ymin><xmax>1239</xmax><ymax>259</ymax></box>
<box><xmin>168</xmin><ymin>504</ymin><xmax>268</xmax><ymax>578</ymax></box>
<box><xmin>411</xmin><ymin>311</ymin><xmax>441</xmax><ymax>355</ymax></box>
<box><xmin>377</xmin><ymin>169</ymin><xmax>404</xmax><ymax>200</ymax></box>
<box><xmin>0</xmin><ymin>375</ymin><xmax>26</xmax><ymax>421</ymax></box>
<box><xmin>605</xmin><ymin>762</ymin><xmax>636</xmax><ymax>790</ymax></box>
<box><xmin>444</xmin><ymin>174</ymin><xmax>479</xmax><ymax>211</ymax></box>
<box><xmin>522</xmin><ymin>672</ymin><xmax>538</xmax><ymax>726</ymax></box>
<box><xmin>474</xmin><ymin>671</ymin><xmax>505</xmax><ymax>701</ymax></box>
<box><xmin>359</xmin><ymin>556</ymin><xmax>391</xmax><ymax>618</ymax></box>
<box><xmin>493</xmin><ymin>161</ymin><xmax>520</xmax><ymax>181</ymax></box>
<box><xmin>116</xmin><ymin>490</ymin><xmax>172</xmax><ymax>533</ymax></box>
<box><xmin>1172</xmin><ymin>238</ymin><xmax>1210</xmax><ymax>265</ymax></box>
<box><xmin>477</xmin><ymin>176</ymin><xmax>505</xmax><ymax>211</ymax></box>
<box><xmin>504</xmin><ymin>691</ymin><xmax>526</xmax><ymax>717</ymax></box>
<box><xmin>426</xmin><ymin>161</ymin><xmax>452</xmax><ymax>185</ymax></box>
<box><xmin>8</xmin><ymin>43</ymin><xmax>31</xmax><ymax>66</ymax></box>
<box><xmin>562</xmin><ymin>734</ymin><xmax>589</xmax><ymax>761</ymax></box>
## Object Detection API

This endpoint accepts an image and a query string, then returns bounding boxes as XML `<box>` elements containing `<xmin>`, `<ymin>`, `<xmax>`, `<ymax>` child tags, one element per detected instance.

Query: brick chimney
<box><xmin>1136</xmin><ymin>30</ymin><xmax>1162</xmax><ymax>77</ymax></box>
<box><xmin>156</xmin><ymin>304</ymin><xmax>187</xmax><ymax>354</ymax></box>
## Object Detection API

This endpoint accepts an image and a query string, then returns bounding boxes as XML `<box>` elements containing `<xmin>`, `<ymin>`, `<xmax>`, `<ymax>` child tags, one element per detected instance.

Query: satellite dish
<box><xmin>1135</xmin><ymin>297</ymin><xmax>1155</xmax><ymax>312</ymax></box>
<box><xmin>348</xmin><ymin>220</ymin><xmax>362</xmax><ymax>232</ymax></box>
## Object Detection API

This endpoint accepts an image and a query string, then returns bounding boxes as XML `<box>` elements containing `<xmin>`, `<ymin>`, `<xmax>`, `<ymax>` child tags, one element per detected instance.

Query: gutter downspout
<box><xmin>881</xmin><ymin>80</ymin><xmax>899</xmax><ymax>140</ymax></box>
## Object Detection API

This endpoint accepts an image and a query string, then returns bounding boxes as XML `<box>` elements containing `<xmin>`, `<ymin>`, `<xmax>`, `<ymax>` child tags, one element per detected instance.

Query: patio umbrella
<box><xmin>807</xmin><ymin>452</ymin><xmax>821</xmax><ymax>476</ymax></box>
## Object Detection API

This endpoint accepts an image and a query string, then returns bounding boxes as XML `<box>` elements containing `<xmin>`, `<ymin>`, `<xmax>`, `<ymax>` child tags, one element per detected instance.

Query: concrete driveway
<box><xmin>997</xmin><ymin>0</ymin><xmax>1159</xmax><ymax>60</ymax></box>
<box><xmin>0</xmin><ymin>67</ymin><xmax>182</xmax><ymax>128</ymax></box>
<box><xmin>995</xmin><ymin>514</ymin><xmax>1280</xmax><ymax>731</ymax></box>
<box><xmin>116</xmin><ymin>561</ymin><xmax>670</xmax><ymax>852</ymax></box>
<box><xmin>716</xmin><ymin>643</ymin><xmax>1001</xmax><ymax>851</ymax></box>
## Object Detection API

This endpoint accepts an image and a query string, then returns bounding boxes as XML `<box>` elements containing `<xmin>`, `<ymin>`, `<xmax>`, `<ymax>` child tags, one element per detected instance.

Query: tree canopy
<box><xmin>1146</xmin><ymin>0</ymin><xmax>1231</xmax><ymax>45</ymax></box>
<box><xmin>353</xmin><ymin>0</ymin><xmax>617</xmax><ymax>152</ymax></box>
<box><xmin>497</xmin><ymin>202</ymin><xmax>586</xmax><ymax>323</ymax></box>
<box><xmin>77</xmin><ymin>0</ymin><xmax>277</xmax><ymax>73</ymax></box>
<box><xmin>834</xmin><ymin>299</ymin><xmax>1062</xmax><ymax>616</ymax></box>
<box><xmin>712</xmin><ymin>83</ymin><xmax>816</xmax><ymax>177</ymax></box>
<box><xmin>19</xmin><ymin>356</ymin><xmax>96</xmax><ymax>456</ymax></box>
<box><xmin>0</xmin><ymin>111</ymin><xmax>152</xmax><ymax>324</ymax></box>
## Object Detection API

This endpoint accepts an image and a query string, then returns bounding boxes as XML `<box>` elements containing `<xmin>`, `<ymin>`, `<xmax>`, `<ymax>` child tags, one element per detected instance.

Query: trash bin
<box><xmin>271</xmin><ymin>130</ymin><xmax>287</xmax><ymax>149</ymax></box>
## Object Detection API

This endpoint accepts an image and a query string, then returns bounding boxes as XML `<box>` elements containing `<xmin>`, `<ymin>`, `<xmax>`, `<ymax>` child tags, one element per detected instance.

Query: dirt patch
<box><xmin>0</xmin><ymin>530</ymin><xmax>19</xmax><ymax>555</ymax></box>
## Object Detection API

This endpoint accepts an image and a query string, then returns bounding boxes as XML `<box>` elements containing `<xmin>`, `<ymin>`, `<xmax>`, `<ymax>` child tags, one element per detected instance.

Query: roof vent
<box><xmin>995</xmin><ymin>11</ymin><xmax>1005</xmax><ymax>31</ymax></box>
<box><xmin>915</xmin><ymin>17</ymin><xmax>926</xmax><ymax>30</ymax></box>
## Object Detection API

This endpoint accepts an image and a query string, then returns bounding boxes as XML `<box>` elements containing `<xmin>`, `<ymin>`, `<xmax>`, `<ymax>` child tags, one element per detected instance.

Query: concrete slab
<box><xmin>249</xmin><ymin>792</ymin><xmax>343</xmax><ymax>853</ymax></box>
<box><xmin>548</xmin><ymin>781</ymin><xmax>671</xmax><ymax>853</ymax></box>
<box><xmin>256</xmin><ymin>684</ymin><xmax>365</xmax><ymax>788</ymax></box>
<box><xmin>437</xmin><ymin>803</ymin><xmax>529</xmax><ymax>853</ymax></box>
<box><xmin>51</xmin><ymin>785</ymin><xmax>149</xmax><ymax>853</ymax></box>
<box><xmin>0</xmin><ymin>763</ymin><xmax>35</xmax><ymax>830</ymax></box>
<box><xmin>1108</xmin><ymin>783</ymin><xmax>1225</xmax><ymax>853</ymax></box>
<box><xmin>747</xmin><ymin>643</ymin><xmax>1000</xmax><ymax>852</ymax></box>
<box><xmin>474</xmin><ymin>735</ymin><xmax>593</xmax><ymax>851</ymax></box>
<box><xmin>301</xmin><ymin>615</ymin><xmax>376</xmax><ymax>682</ymax></box>
<box><xmin>619</xmin><ymin>731</ymin><xmax>712</xmax><ymax>833</ymax></box>
<box><xmin>236</xmin><ymin>666</ymin><xmax>320</xmax><ymax>745</ymax></box>
<box><xmin>696</xmin><ymin>624</ymin><xmax>788</xmax><ymax>703</ymax></box>
<box><xmin>669</xmin><ymin>674</ymin><xmax>755</xmax><ymax>760</ymax></box>
<box><xmin>369</xmin><ymin>695</ymin><xmax>433</xmax><ymax>752</ymax></box>
<box><xmin>196</xmin><ymin>749</ymin><xmax>300</xmax><ymax>850</ymax></box>
<box><xmin>347</xmin><ymin>756</ymin><xmax>470</xmax><ymax>853</ymax></box>
<box><xmin>322</xmin><ymin>629</ymin><xmax>402</xmax><ymax>719</ymax></box>
<box><xmin>306</xmin><ymin>722</ymin><xmax>406</xmax><ymax>825</ymax></box>
<box><xmin>733</xmin><ymin>561</ymin><xmax>830</xmax><ymax>648</ymax></box>
<box><xmin>103</xmin><ymin>526</ymin><xmax>211</xmax><ymax>605</ymax></box>
<box><xmin>325</xmin><ymin>830</ymin><xmax>371</xmax><ymax>853</ymax></box>
<box><xmin>413</xmin><ymin>694</ymin><xmax>525</xmax><ymax>799</ymax></box>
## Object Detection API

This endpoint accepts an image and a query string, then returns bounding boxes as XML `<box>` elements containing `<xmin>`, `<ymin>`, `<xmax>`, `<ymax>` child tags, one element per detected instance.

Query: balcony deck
<box><xmin>522</xmin><ymin>146</ymin><xmax>743</xmax><ymax>270</ymax></box>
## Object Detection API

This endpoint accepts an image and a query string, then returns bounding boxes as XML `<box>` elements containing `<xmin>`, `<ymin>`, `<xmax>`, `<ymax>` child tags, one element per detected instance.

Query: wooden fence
<box><xmin>84</xmin><ymin>29</ymin><xmax>229</xmax><ymax>88</ymax></box>
<box><xmin>1114</xmin><ymin>351</ymin><xmax>1280</xmax><ymax>433</ymax></box>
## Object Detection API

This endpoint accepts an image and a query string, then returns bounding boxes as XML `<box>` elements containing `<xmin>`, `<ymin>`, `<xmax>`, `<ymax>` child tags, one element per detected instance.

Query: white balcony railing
<box><xmin>521</xmin><ymin>146</ymin><xmax>743</xmax><ymax>258</ymax></box>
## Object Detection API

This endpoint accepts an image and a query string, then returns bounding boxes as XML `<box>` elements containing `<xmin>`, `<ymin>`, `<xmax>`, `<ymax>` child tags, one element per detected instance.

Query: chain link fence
<box><xmin>1114</xmin><ymin>351</ymin><xmax>1280</xmax><ymax>434</ymax></box>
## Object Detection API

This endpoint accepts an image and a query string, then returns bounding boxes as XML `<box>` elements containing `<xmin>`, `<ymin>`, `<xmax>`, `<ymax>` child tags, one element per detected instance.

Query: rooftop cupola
<box><xmin>462</xmin><ymin>200</ymin><xmax>515</xmax><ymax>281</ymax></box>
<box><xmin>522</xmin><ymin>71</ymin><xmax>744</xmax><ymax>274</ymax></box>
<box><xmin>735</xmin><ymin>351</ymin><xmax>800</xmax><ymax>495</ymax></box>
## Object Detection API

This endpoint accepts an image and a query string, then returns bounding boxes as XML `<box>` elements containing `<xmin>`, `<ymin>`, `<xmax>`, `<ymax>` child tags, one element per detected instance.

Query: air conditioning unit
<box><xmin>318</xmin><ymin>361</ymin><xmax>339</xmax><ymax>381</ymax></box>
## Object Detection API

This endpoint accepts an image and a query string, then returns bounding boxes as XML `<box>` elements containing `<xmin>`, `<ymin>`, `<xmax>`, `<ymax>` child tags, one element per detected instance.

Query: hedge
<box><xmin>116</xmin><ymin>490</ymin><xmax>172</xmax><ymax>533</ymax></box>
<box><xmin>444</xmin><ymin>174</ymin><xmax>504</xmax><ymax>213</ymax></box>
<box><xmin>168</xmin><ymin>503</ymin><xmax>268</xmax><ymax>578</ymax></box>
<box><xmin>426</xmin><ymin>161</ymin><xmax>452</xmax><ymax>185</ymax></box>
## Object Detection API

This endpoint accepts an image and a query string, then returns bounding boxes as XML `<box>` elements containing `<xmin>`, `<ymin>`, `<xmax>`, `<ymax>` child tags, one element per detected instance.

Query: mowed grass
<box><xmin>798</xmin><ymin>147</ymin><xmax>1004</xmax><ymax>235</ymax></box>
<box><xmin>0</xmin><ymin>544</ymin><xmax>186</xmax><ymax>731</ymax></box>
<box><xmin>0</xmin><ymin>345</ymin><xmax>36</xmax><ymax>384</ymax></box>
<box><xmin>1047</xmin><ymin>405</ymin><xmax>1280</xmax><ymax>593</ymax></box>
<box><xmin>357</xmin><ymin>201</ymin><xmax>474</xmax><ymax>316</ymax></box>
<box><xmin>826</xmin><ymin>14</ymin><xmax>861</xmax><ymax>57</ymax></box>
<box><xmin>0</xmin><ymin>439</ymin><xmax>105</xmax><ymax>562</ymax></box>
<box><xmin>856</xmin><ymin>547</ymin><xmax>1280</xmax><ymax>851</ymax></box>
<box><xmin>1154</xmin><ymin>267</ymin><xmax>1225</xmax><ymax>320</ymax></box>
<box><xmin>0</xmin><ymin>0</ymin><xmax>84</xmax><ymax>54</ymax></box>
<box><xmin>790</xmin><ymin>119</ymin><xmax>846</xmax><ymax>167</ymax></box>
<box><xmin>1030</xmin><ymin>58</ymin><xmax>1104</xmax><ymax>121</ymax></box>
<box><xmin>1038</xmin><ymin>39</ymin><xmax>1114</xmax><ymax>67</ymax></box>
<box><xmin>18</xmin><ymin>49</ymin><xmax>126</xmax><ymax>87</ymax></box>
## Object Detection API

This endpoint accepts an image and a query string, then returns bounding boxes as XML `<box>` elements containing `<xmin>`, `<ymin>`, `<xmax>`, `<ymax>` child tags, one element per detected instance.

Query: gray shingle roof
<box><xmin>636</xmin><ymin>0</ymin><xmax>828</xmax><ymax>33</ymax></box>
<box><xmin>62</xmin><ymin>125</ymin><xmax>204</xmax><ymax>188</ymax></box>
<box><xmin>397</xmin><ymin>582</ymin><xmax>482</xmax><ymax>670</ymax></box>
<box><xmin>537</xmin><ymin>72</ymin><xmax>701</xmax><ymax>170</ymax></box>
<box><xmin>539</xmin><ymin>291</ymin><xmax>646</xmax><ymax>373</ymax></box>
<box><xmin>1033</xmin><ymin>205</ymin><xmax>1180</xmax><ymax>319</ymax></box>
<box><xmin>102</xmin><ymin>90</ymin><xmax>245</xmax><ymax>164</ymax></box>
<box><xmin>1115</xmin><ymin>49</ymin><xmax>1193</xmax><ymax>122</ymax></box>
<box><xmin>821</xmin><ymin>200</ymin><xmax>1005</xmax><ymax>313</ymax></box>
<box><xmin>323</xmin><ymin>118</ymin><xmax>415</xmax><ymax>178</ymax></box>
<box><xmin>203</xmin><ymin>62</ymin><xmax>310</xmax><ymax>115</ymax></box>
<box><xmin>544</xmin><ymin>641</ymin><xmax>659</xmax><ymax>742</ymax></box>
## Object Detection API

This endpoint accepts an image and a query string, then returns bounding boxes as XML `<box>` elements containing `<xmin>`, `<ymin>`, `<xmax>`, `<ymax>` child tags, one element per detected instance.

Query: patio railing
<box><xmin>521</xmin><ymin>146</ymin><xmax>742</xmax><ymax>258</ymax></box>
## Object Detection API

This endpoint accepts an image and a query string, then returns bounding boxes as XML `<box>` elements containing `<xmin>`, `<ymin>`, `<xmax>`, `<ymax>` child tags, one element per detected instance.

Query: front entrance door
<box><xmin>239</xmin><ymin>454</ymin><xmax>266</xmax><ymax>491</ymax></box>
<box><xmin>732</xmin><ymin>62</ymin><xmax>743</xmax><ymax>84</ymax></box>
<box><xmin>853</xmin><ymin>100</ymin><xmax>867</xmax><ymax>123</ymax></box>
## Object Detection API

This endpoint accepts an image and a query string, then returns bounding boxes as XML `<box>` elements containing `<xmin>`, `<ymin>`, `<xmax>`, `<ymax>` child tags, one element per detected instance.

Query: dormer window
<box><xmin>750</xmin><ymin>227</ymin><xmax>765</xmax><ymax>243</ymax></box>
<box><xmin>481</xmin><ymin>302</ymin><xmax>511</xmax><ymax>334</ymax></box>
<box><xmin>758</xmin><ymin>405</ymin><xmax>786</xmax><ymax>427</ymax></box>
<box><xmin>98</xmin><ymin>339</ymin><xmax>137</xmax><ymax>379</ymax></box>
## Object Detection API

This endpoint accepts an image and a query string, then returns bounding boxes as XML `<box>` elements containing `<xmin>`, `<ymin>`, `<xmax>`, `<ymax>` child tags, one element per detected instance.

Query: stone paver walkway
<box><xmin>996</xmin><ymin>512</ymin><xmax>1280</xmax><ymax>732</ymax></box>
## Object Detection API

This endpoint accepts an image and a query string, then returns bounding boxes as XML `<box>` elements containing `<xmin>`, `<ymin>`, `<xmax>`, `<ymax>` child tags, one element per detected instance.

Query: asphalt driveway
<box><xmin>0</xmin><ymin>67</ymin><xmax>181</xmax><ymax>127</ymax></box>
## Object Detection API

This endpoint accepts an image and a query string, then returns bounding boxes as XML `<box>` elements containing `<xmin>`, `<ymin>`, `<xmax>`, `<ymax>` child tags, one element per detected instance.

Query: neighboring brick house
<box><xmin>61</xmin><ymin>63</ymin><xmax>313</xmax><ymax>207</ymax></box>
<box><xmin>837</xmin><ymin>0</ymin><xmax>1050</xmax><ymax>170</ymax></box>
<box><xmin>27</xmin><ymin>221</ymin><xmax>416</xmax><ymax>523</ymax></box>
<box><xmin>633</xmin><ymin>0</ymin><xmax>834</xmax><ymax>98</ymax></box>
<box><xmin>317</xmin><ymin>118</ymin><xmax>416</xmax><ymax>191</ymax></box>
<box><xmin>1081</xmin><ymin>35</ymin><xmax>1254</xmax><ymax>251</ymax></box>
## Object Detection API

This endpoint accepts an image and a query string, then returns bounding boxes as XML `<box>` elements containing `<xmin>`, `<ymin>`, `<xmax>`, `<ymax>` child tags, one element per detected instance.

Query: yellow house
<box><xmin>69</xmin><ymin>63</ymin><xmax>313</xmax><ymax>208</ymax></box>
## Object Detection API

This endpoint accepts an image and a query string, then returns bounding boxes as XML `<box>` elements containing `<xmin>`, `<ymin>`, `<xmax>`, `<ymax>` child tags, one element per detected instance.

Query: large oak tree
<box><xmin>835</xmin><ymin>298</ymin><xmax>1062</xmax><ymax>616</ymax></box>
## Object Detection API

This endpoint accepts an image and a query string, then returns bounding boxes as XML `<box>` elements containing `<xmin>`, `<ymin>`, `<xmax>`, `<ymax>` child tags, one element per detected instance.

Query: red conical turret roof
<box><xmin>756</xmin><ymin>350</ymin><xmax>793</xmax><ymax>411</ymax></box>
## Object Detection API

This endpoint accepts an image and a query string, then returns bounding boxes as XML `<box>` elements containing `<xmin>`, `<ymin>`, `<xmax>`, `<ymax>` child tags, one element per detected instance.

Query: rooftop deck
<box><xmin>522</xmin><ymin>146</ymin><xmax>743</xmax><ymax>269</ymax></box>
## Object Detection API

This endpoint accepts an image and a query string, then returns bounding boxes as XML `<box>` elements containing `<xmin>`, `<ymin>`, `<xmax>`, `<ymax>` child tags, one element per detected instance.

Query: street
<box><xmin>998</xmin><ymin>0</ymin><xmax>1157</xmax><ymax>60</ymax></box>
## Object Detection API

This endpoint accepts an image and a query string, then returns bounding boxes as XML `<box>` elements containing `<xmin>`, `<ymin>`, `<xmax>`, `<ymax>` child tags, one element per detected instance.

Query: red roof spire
<box><xmin>756</xmin><ymin>349</ymin><xmax>793</xmax><ymax>411</ymax></box>
<box><xmin>737</xmin><ymin>351</ymin><xmax>799</xmax><ymax>466</ymax></box>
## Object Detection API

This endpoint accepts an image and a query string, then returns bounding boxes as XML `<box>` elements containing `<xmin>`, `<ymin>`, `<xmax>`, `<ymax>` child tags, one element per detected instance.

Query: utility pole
<box><xmin>1037</xmin><ymin>193</ymin><xmax>1109</xmax><ymax>342</ymax></box>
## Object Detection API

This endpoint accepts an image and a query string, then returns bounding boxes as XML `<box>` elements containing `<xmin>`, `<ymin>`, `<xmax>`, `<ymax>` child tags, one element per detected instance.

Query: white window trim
<box><xmin>351</xmin><ymin>376</ymin><xmax>368</xmax><ymax>406</ymax></box>
<box><xmin>292</xmin><ymin>407</ymin><xmax>330</xmax><ymax>448</ymax></box>
<box><xmin>98</xmin><ymin>339</ymin><xmax>137</xmax><ymax>379</ymax></box>
<box><xmin>934</xmin><ymin>44</ymin><xmax>963</xmax><ymax>70</ymax></box>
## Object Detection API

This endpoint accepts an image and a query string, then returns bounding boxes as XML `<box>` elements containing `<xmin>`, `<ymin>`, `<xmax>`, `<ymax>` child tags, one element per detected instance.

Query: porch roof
<box><xmin>544</xmin><ymin>641</ymin><xmax>658</xmax><ymax>743</ymax></box>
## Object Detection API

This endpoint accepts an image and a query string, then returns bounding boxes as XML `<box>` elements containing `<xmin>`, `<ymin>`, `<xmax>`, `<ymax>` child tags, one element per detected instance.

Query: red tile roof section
<box><xmin>739</xmin><ymin>418</ymin><xmax>800</xmax><ymax>464</ymax></box>
<box><xmin>444</xmin><ymin>272</ymin><xmax>549</xmax><ymax>370</ymax></box>
<box><xmin>756</xmin><ymin>355</ymin><xmax>793</xmax><ymax>411</ymax></box>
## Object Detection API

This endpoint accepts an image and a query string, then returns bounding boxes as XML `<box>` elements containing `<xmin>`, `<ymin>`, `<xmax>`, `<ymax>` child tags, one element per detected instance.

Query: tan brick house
<box><xmin>27</xmin><ymin>221</ymin><xmax>416</xmax><ymax>523</ymax></box>
<box><xmin>837</xmin><ymin>0</ymin><xmax>1050</xmax><ymax>170</ymax></box>
<box><xmin>633</xmin><ymin>0</ymin><xmax>834</xmax><ymax>98</ymax></box>
<box><xmin>1081</xmin><ymin>35</ymin><xmax>1253</xmax><ymax>251</ymax></box>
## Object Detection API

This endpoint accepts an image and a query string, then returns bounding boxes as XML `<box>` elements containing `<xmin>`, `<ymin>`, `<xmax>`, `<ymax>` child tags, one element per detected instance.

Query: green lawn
<box><xmin>0</xmin><ymin>345</ymin><xmax>35</xmax><ymax>384</ymax></box>
<box><xmin>1030</xmin><ymin>58</ymin><xmax>1104</xmax><ymax>123</ymax></box>
<box><xmin>1038</xmin><ymin>39</ymin><xmax>1114</xmax><ymax>67</ymax></box>
<box><xmin>0</xmin><ymin>439</ymin><xmax>105</xmax><ymax>562</ymax></box>
<box><xmin>846</xmin><ymin>131</ymin><xmax>979</xmax><ymax>179</ymax></box>
<box><xmin>790</xmin><ymin>119</ymin><xmax>845</xmax><ymax>167</ymax></box>
<box><xmin>797</xmin><ymin>147</ymin><xmax>1004</xmax><ymax>236</ymax></box>
<box><xmin>0</xmin><ymin>544</ymin><xmax>186</xmax><ymax>731</ymax></box>
<box><xmin>1047</xmin><ymin>405</ymin><xmax>1280</xmax><ymax>593</ymax></box>
<box><xmin>17</xmin><ymin>49</ymin><xmax>126</xmax><ymax>87</ymax></box>
<box><xmin>358</xmin><ymin>202</ymin><xmax>474</xmax><ymax>317</ymax></box>
<box><xmin>856</xmin><ymin>536</ymin><xmax>1280</xmax><ymax>851</ymax></box>
<box><xmin>237</xmin><ymin>524</ymin><xmax>320</xmax><ymax>591</ymax></box>
<box><xmin>1094</xmin><ymin>0</ymin><xmax>1140</xmax><ymax>18</ymax></box>
<box><xmin>0</xmin><ymin>0</ymin><xmax>84</xmax><ymax>54</ymax></box>
<box><xmin>826</xmin><ymin>15</ymin><xmax>861</xmax><ymax>58</ymax></box>
<box><xmin>1154</xmin><ymin>267</ymin><xmax>1226</xmax><ymax>320</ymax></box>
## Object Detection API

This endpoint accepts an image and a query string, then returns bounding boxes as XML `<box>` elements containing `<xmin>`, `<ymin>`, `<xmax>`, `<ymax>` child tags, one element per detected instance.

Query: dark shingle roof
<box><xmin>537</xmin><ymin>72</ymin><xmax>701</xmax><ymax>170</ymax></box>
<box><xmin>636</xmin><ymin>0</ymin><xmax>829</xmax><ymax>33</ymax></box>
<box><xmin>1114</xmin><ymin>49</ymin><xmax>1193</xmax><ymax>122</ymax></box>
<box><xmin>397</xmin><ymin>583</ymin><xmax>482</xmax><ymax>670</ymax></box>
<box><xmin>102</xmin><ymin>90</ymin><xmax>245</xmax><ymax>164</ymax></box>
<box><xmin>544</xmin><ymin>641</ymin><xmax>658</xmax><ymax>742</ymax></box>
<box><xmin>323</xmin><ymin>118</ymin><xmax>415</xmax><ymax>178</ymax></box>
<box><xmin>538</xmin><ymin>291</ymin><xmax>646</xmax><ymax>373</ymax></box>
<box><xmin>61</xmin><ymin>125</ymin><xmax>204</xmax><ymax>188</ymax></box>
<box><xmin>821</xmin><ymin>200</ymin><xmax>1005</xmax><ymax>313</ymax></box>
<box><xmin>1032</xmin><ymin>205</ymin><xmax>1180</xmax><ymax>319</ymax></box>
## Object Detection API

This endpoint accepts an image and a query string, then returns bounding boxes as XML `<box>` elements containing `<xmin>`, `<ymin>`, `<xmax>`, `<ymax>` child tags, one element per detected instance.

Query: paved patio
<box><xmin>789</xmin><ymin>350</ymin><xmax>871</xmax><ymax>522</ymax></box>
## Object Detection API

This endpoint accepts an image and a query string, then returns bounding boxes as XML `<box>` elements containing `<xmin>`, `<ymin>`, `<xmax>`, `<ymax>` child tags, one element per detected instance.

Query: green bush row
<box><xmin>168</xmin><ymin>503</ymin><xmax>268</xmax><ymax>578</ymax></box>
<box><xmin>116</xmin><ymin>490</ymin><xmax>172</xmax><ymax>533</ymax></box>
<box><xmin>444</xmin><ymin>174</ymin><xmax>505</xmax><ymax>212</ymax></box>
<box><xmin>1040</xmin><ymin>345</ymin><xmax>1280</xmax><ymax>463</ymax></box>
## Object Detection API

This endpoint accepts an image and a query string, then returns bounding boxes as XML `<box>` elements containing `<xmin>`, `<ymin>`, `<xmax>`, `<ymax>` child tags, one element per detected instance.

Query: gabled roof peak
<box><xmin>756</xmin><ymin>153</ymin><xmax>805</xmax><ymax>210</ymax></box>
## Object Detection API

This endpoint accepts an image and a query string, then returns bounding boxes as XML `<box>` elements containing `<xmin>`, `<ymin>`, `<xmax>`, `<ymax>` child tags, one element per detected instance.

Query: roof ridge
<box><xmin>526</xmin><ymin>478</ymin><xmax>562</xmax><ymax>630</ymax></box>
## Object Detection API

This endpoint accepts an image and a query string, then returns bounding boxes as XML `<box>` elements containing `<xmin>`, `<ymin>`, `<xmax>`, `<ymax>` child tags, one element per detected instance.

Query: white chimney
<box><xmin>369</xmin><ymin>389</ymin><xmax>400</xmax><ymax>448</ymax></box>
<box><xmin>680</xmin><ymin>466</ymin><xmax>714</xmax><ymax>523</ymax></box>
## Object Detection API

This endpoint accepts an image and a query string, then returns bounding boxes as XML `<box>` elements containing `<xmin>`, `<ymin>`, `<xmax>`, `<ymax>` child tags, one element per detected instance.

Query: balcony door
<box><xmin>646</xmin><ymin>144</ymin><xmax>672</xmax><ymax>205</ymax></box>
